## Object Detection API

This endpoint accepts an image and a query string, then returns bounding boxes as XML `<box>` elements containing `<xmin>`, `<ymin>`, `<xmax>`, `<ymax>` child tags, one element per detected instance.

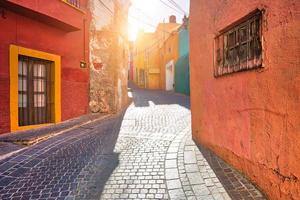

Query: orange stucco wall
<box><xmin>190</xmin><ymin>0</ymin><xmax>300</xmax><ymax>199</ymax></box>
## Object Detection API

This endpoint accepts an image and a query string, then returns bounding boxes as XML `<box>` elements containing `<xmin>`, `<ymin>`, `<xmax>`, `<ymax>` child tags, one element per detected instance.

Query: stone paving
<box><xmin>0</xmin><ymin>116</ymin><xmax>124</xmax><ymax>200</ymax></box>
<box><xmin>0</xmin><ymin>85</ymin><xmax>266</xmax><ymax>200</ymax></box>
<box><xmin>100</xmin><ymin>86</ymin><xmax>266</xmax><ymax>200</ymax></box>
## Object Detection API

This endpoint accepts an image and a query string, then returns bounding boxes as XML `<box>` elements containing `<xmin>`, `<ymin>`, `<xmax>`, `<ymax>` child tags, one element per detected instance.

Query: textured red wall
<box><xmin>6</xmin><ymin>0</ymin><xmax>84</xmax><ymax>29</ymax></box>
<box><xmin>190</xmin><ymin>0</ymin><xmax>300</xmax><ymax>199</ymax></box>
<box><xmin>0</xmin><ymin>0</ymin><xmax>90</xmax><ymax>134</ymax></box>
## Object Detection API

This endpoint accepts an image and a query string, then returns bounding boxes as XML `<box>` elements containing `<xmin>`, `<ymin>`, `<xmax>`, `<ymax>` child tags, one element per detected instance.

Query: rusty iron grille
<box><xmin>65</xmin><ymin>0</ymin><xmax>80</xmax><ymax>8</ymax></box>
<box><xmin>18</xmin><ymin>56</ymin><xmax>53</xmax><ymax>126</ymax></box>
<box><xmin>214</xmin><ymin>11</ymin><xmax>262</xmax><ymax>77</ymax></box>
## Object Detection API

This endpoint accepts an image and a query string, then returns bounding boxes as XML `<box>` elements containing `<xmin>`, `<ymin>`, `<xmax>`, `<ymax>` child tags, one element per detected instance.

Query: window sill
<box><xmin>214</xmin><ymin>63</ymin><xmax>263</xmax><ymax>78</ymax></box>
<box><xmin>13</xmin><ymin>123</ymin><xmax>54</xmax><ymax>132</ymax></box>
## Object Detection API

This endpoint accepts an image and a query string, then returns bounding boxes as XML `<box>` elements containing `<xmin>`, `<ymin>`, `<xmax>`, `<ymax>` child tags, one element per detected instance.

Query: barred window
<box><xmin>63</xmin><ymin>0</ymin><xmax>80</xmax><ymax>8</ymax></box>
<box><xmin>214</xmin><ymin>11</ymin><xmax>262</xmax><ymax>77</ymax></box>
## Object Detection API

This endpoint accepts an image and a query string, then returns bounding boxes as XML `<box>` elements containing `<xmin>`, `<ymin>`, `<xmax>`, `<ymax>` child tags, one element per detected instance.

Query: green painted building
<box><xmin>175</xmin><ymin>17</ymin><xmax>190</xmax><ymax>96</ymax></box>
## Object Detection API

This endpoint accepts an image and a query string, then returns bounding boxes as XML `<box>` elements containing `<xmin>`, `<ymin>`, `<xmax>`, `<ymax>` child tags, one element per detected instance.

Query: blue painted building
<box><xmin>175</xmin><ymin>16</ymin><xmax>190</xmax><ymax>96</ymax></box>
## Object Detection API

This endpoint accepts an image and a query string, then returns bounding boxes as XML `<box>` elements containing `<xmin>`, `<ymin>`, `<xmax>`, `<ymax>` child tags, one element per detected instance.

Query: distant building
<box><xmin>134</xmin><ymin>31</ymin><xmax>157</xmax><ymax>88</ymax></box>
<box><xmin>128</xmin><ymin>41</ymin><xmax>134</xmax><ymax>81</ymax></box>
<box><xmin>133</xmin><ymin>16</ymin><xmax>181</xmax><ymax>90</ymax></box>
<box><xmin>160</xmin><ymin>27</ymin><xmax>179</xmax><ymax>91</ymax></box>
<box><xmin>133</xmin><ymin>15</ymin><xmax>190</xmax><ymax>95</ymax></box>
<box><xmin>190</xmin><ymin>0</ymin><xmax>300</xmax><ymax>199</ymax></box>
<box><xmin>175</xmin><ymin>16</ymin><xmax>190</xmax><ymax>95</ymax></box>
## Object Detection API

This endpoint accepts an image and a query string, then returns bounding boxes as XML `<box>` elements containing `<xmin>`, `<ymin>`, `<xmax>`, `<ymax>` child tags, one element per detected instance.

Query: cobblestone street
<box><xmin>0</xmin><ymin>86</ymin><xmax>265</xmax><ymax>200</ymax></box>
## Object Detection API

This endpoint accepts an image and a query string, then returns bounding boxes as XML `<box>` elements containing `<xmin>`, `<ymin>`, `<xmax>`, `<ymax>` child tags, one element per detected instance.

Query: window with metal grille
<box><xmin>214</xmin><ymin>11</ymin><xmax>262</xmax><ymax>77</ymax></box>
<box><xmin>18</xmin><ymin>56</ymin><xmax>53</xmax><ymax>126</ymax></box>
<box><xmin>64</xmin><ymin>0</ymin><xmax>80</xmax><ymax>8</ymax></box>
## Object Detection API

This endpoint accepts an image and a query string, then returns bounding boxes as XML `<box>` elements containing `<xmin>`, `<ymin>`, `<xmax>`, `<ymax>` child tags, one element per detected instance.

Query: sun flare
<box><xmin>128</xmin><ymin>0</ymin><xmax>189</xmax><ymax>41</ymax></box>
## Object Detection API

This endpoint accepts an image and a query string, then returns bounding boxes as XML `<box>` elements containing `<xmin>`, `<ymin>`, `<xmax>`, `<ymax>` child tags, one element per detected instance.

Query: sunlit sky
<box><xmin>128</xmin><ymin>0</ymin><xmax>190</xmax><ymax>41</ymax></box>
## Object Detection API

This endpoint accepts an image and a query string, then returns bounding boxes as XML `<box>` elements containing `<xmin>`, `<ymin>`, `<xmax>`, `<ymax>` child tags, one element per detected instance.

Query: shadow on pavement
<box><xmin>75</xmin><ymin>153</ymin><xmax>120</xmax><ymax>200</ymax></box>
<box><xmin>74</xmin><ymin>111</ymin><xmax>126</xmax><ymax>200</ymax></box>
<box><xmin>0</xmin><ymin>108</ymin><xmax>127</xmax><ymax>200</ymax></box>
<box><xmin>129</xmin><ymin>82</ymin><xmax>190</xmax><ymax>109</ymax></box>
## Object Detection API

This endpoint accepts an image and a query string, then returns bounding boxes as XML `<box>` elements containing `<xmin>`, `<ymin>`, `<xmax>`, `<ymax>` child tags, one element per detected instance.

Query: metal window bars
<box><xmin>65</xmin><ymin>0</ymin><xmax>80</xmax><ymax>8</ymax></box>
<box><xmin>214</xmin><ymin>11</ymin><xmax>262</xmax><ymax>77</ymax></box>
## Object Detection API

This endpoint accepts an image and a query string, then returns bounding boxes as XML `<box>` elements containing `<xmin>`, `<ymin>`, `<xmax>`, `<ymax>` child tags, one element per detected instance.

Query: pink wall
<box><xmin>190</xmin><ymin>0</ymin><xmax>300</xmax><ymax>199</ymax></box>
<box><xmin>0</xmin><ymin>0</ymin><xmax>90</xmax><ymax>134</ymax></box>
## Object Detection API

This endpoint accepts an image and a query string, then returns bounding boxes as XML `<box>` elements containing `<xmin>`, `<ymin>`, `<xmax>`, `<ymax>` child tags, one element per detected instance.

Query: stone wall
<box><xmin>89</xmin><ymin>0</ymin><xmax>130</xmax><ymax>114</ymax></box>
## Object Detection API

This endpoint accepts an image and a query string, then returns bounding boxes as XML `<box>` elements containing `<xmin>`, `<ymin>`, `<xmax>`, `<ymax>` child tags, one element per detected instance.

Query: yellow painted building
<box><xmin>133</xmin><ymin>16</ymin><xmax>181</xmax><ymax>90</ymax></box>
<box><xmin>134</xmin><ymin>32</ymin><xmax>156</xmax><ymax>88</ymax></box>
<box><xmin>159</xmin><ymin>31</ymin><xmax>179</xmax><ymax>90</ymax></box>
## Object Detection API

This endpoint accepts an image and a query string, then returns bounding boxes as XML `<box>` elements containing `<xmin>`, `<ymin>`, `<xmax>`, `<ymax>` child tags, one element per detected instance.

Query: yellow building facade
<box><xmin>159</xmin><ymin>31</ymin><xmax>179</xmax><ymax>90</ymax></box>
<box><xmin>133</xmin><ymin>16</ymin><xmax>180</xmax><ymax>90</ymax></box>
<box><xmin>134</xmin><ymin>32</ymin><xmax>157</xmax><ymax>88</ymax></box>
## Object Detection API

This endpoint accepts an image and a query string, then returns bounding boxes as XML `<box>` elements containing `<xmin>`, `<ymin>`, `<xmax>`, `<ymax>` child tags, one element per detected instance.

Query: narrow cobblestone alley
<box><xmin>99</xmin><ymin>85</ymin><xmax>265</xmax><ymax>200</ymax></box>
<box><xmin>0</xmin><ymin>85</ymin><xmax>265</xmax><ymax>200</ymax></box>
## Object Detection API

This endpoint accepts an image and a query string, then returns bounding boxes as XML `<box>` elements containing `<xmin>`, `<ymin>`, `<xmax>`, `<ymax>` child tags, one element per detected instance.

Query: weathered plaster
<box><xmin>190</xmin><ymin>0</ymin><xmax>300</xmax><ymax>199</ymax></box>
<box><xmin>89</xmin><ymin>0</ymin><xmax>130</xmax><ymax>113</ymax></box>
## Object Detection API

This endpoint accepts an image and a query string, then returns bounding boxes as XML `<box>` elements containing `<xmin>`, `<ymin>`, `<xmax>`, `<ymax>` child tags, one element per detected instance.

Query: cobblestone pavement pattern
<box><xmin>0</xmin><ymin>85</ymin><xmax>266</xmax><ymax>200</ymax></box>
<box><xmin>101</xmin><ymin>86</ymin><xmax>265</xmax><ymax>200</ymax></box>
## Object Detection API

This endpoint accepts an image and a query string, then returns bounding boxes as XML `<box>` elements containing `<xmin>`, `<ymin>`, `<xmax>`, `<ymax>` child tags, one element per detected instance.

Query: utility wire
<box><xmin>97</xmin><ymin>0</ymin><xmax>114</xmax><ymax>15</ymax></box>
<box><xmin>129</xmin><ymin>15</ymin><xmax>172</xmax><ymax>34</ymax></box>
<box><xmin>158</xmin><ymin>0</ymin><xmax>184</xmax><ymax>15</ymax></box>
<box><xmin>98</xmin><ymin>0</ymin><xmax>173</xmax><ymax>35</ymax></box>
<box><xmin>166</xmin><ymin>0</ymin><xmax>187</xmax><ymax>15</ymax></box>
<box><xmin>130</xmin><ymin>4</ymin><xmax>156</xmax><ymax>24</ymax></box>
<box><xmin>97</xmin><ymin>0</ymin><xmax>180</xmax><ymax>56</ymax></box>
<box><xmin>133</xmin><ymin>26</ymin><xmax>178</xmax><ymax>57</ymax></box>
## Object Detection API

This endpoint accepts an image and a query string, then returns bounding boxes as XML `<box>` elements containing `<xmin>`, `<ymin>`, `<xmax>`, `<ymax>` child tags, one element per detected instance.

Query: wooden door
<box><xmin>18</xmin><ymin>56</ymin><xmax>53</xmax><ymax>126</ymax></box>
